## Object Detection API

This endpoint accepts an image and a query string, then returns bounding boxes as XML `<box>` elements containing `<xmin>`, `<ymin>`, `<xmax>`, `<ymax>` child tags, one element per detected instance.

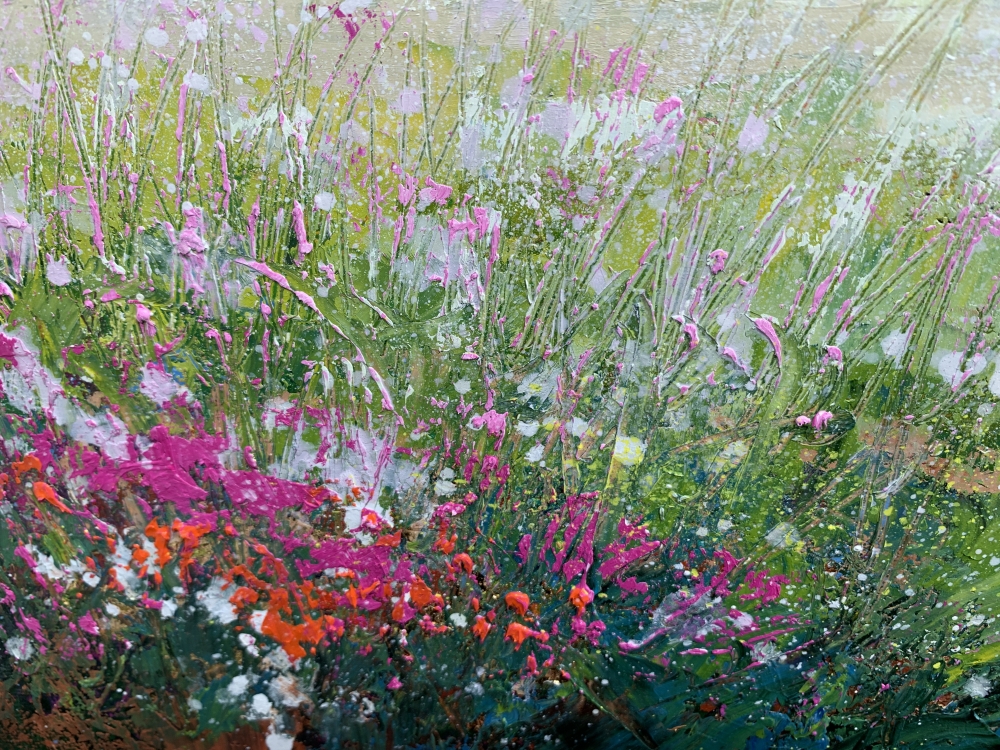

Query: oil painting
<box><xmin>0</xmin><ymin>0</ymin><xmax>998</xmax><ymax>747</ymax></box>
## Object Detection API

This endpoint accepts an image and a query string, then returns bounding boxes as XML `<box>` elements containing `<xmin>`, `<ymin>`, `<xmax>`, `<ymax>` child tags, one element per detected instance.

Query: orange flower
<box><xmin>452</xmin><ymin>553</ymin><xmax>474</xmax><ymax>573</ymax></box>
<box><xmin>392</xmin><ymin>598</ymin><xmax>413</xmax><ymax>623</ymax></box>
<box><xmin>172</xmin><ymin>519</ymin><xmax>211</xmax><ymax>553</ymax></box>
<box><xmin>260</xmin><ymin>610</ymin><xmax>306</xmax><ymax>661</ymax></box>
<box><xmin>227</xmin><ymin>564</ymin><xmax>267</xmax><ymax>589</ymax></box>
<box><xmin>12</xmin><ymin>454</ymin><xmax>41</xmax><ymax>481</ymax></box>
<box><xmin>505</xmin><ymin>622</ymin><xmax>535</xmax><ymax>649</ymax></box>
<box><xmin>569</xmin><ymin>583</ymin><xmax>594</xmax><ymax>613</ymax></box>
<box><xmin>409</xmin><ymin>577</ymin><xmax>438</xmax><ymax>608</ymax></box>
<box><xmin>265</xmin><ymin>589</ymin><xmax>291</xmax><ymax>616</ymax></box>
<box><xmin>344</xmin><ymin>585</ymin><xmax>359</xmax><ymax>608</ymax></box>
<box><xmin>434</xmin><ymin>532</ymin><xmax>457</xmax><ymax>554</ymax></box>
<box><xmin>32</xmin><ymin>482</ymin><xmax>70</xmax><ymax>513</ymax></box>
<box><xmin>131</xmin><ymin>546</ymin><xmax>150</xmax><ymax>566</ymax></box>
<box><xmin>144</xmin><ymin>519</ymin><xmax>173</xmax><ymax>566</ymax></box>
<box><xmin>376</xmin><ymin>530</ymin><xmax>402</xmax><ymax>547</ymax></box>
<box><xmin>472</xmin><ymin>615</ymin><xmax>491</xmax><ymax>642</ymax></box>
<box><xmin>229</xmin><ymin>587</ymin><xmax>259</xmax><ymax>607</ymax></box>
<box><xmin>505</xmin><ymin>591</ymin><xmax>530</xmax><ymax>616</ymax></box>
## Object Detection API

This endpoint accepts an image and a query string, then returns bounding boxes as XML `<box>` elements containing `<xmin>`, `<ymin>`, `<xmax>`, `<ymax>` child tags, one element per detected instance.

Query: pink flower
<box><xmin>134</xmin><ymin>303</ymin><xmax>156</xmax><ymax>337</ymax></box>
<box><xmin>812</xmin><ymin>410</ymin><xmax>833</xmax><ymax>430</ymax></box>
<box><xmin>420</xmin><ymin>178</ymin><xmax>453</xmax><ymax>205</ymax></box>
<box><xmin>78</xmin><ymin>612</ymin><xmax>99</xmax><ymax>636</ymax></box>
<box><xmin>752</xmin><ymin>317</ymin><xmax>782</xmax><ymax>366</ymax></box>
<box><xmin>653</xmin><ymin>96</ymin><xmax>683</xmax><ymax>123</ymax></box>
<box><xmin>470</xmin><ymin>409</ymin><xmax>507</xmax><ymax>436</ymax></box>
<box><xmin>432</xmin><ymin>502</ymin><xmax>466</xmax><ymax>519</ymax></box>
<box><xmin>682</xmin><ymin>323</ymin><xmax>699</xmax><ymax>350</ymax></box>
<box><xmin>708</xmin><ymin>249</ymin><xmax>729</xmax><ymax>274</ymax></box>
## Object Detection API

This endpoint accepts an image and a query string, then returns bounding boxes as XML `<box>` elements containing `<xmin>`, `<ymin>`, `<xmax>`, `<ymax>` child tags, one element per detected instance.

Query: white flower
<box><xmin>517</xmin><ymin>367</ymin><xmax>558</xmax><ymax>402</ymax></box>
<box><xmin>525</xmin><ymin>444</ymin><xmax>545</xmax><ymax>463</ymax></box>
<box><xmin>962</xmin><ymin>675</ymin><xmax>991</xmax><ymax>699</ymax></box>
<box><xmin>449</xmin><ymin>613</ymin><xmax>468</xmax><ymax>628</ymax></box>
<box><xmin>765</xmin><ymin>522</ymin><xmax>800</xmax><ymax>549</ymax></box>
<box><xmin>465</xmin><ymin>681</ymin><xmax>485</xmax><ymax>696</ymax></box>
<box><xmin>5</xmin><ymin>637</ymin><xmax>33</xmax><ymax>661</ymax></box>
<box><xmin>751</xmin><ymin>641</ymin><xmax>780</xmax><ymax>664</ymax></box>
<box><xmin>239</xmin><ymin>633</ymin><xmax>260</xmax><ymax>657</ymax></box>
<box><xmin>434</xmin><ymin>479</ymin><xmax>456</xmax><ymax>496</ymax></box>
<box><xmin>613</xmin><ymin>435</ymin><xmax>646</xmax><ymax>466</ymax></box>
<box><xmin>730</xmin><ymin>611</ymin><xmax>753</xmax><ymax>630</ymax></box>
<box><xmin>516</xmin><ymin>420</ymin><xmax>540</xmax><ymax>437</ymax></box>
<box><xmin>67</xmin><ymin>47</ymin><xmax>84</xmax><ymax>65</ymax></box>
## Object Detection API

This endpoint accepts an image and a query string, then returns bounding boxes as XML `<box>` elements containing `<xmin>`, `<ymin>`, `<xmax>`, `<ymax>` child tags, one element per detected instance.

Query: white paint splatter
<box><xmin>196</xmin><ymin>578</ymin><xmax>238</xmax><ymax>624</ymax></box>
<box><xmin>737</xmin><ymin>114</ymin><xmax>768</xmax><ymax>155</ymax></box>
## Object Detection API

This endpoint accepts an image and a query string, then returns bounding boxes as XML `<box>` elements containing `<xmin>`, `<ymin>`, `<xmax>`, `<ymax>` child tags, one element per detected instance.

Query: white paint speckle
<box><xmin>265</xmin><ymin>726</ymin><xmax>294</xmax><ymax>750</ymax></box>
<box><xmin>144</xmin><ymin>27</ymin><xmax>169</xmax><ymax>47</ymax></box>
<box><xmin>314</xmin><ymin>192</ymin><xmax>335</xmax><ymax>211</ymax></box>
<box><xmin>185</xmin><ymin>19</ymin><xmax>209</xmax><ymax>43</ymax></box>
<box><xmin>737</xmin><ymin>114</ymin><xmax>768</xmax><ymax>155</ymax></box>
<box><xmin>195</xmin><ymin>578</ymin><xmax>238</xmax><ymax>624</ymax></box>
<box><xmin>227</xmin><ymin>674</ymin><xmax>251</xmax><ymax>699</ymax></box>
<box><xmin>248</xmin><ymin>693</ymin><xmax>273</xmax><ymax>718</ymax></box>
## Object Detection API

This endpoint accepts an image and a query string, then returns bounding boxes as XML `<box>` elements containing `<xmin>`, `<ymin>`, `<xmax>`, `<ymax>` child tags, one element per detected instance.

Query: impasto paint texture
<box><xmin>2</xmin><ymin>0</ymin><xmax>1000</xmax><ymax>747</ymax></box>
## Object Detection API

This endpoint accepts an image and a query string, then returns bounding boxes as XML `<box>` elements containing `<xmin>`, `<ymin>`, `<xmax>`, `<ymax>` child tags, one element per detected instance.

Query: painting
<box><xmin>0</xmin><ymin>0</ymin><xmax>999</xmax><ymax>746</ymax></box>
